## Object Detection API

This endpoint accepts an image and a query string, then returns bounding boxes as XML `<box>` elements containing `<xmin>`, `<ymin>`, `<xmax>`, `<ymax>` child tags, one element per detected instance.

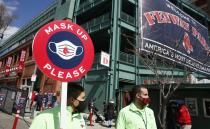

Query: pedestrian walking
<box><xmin>35</xmin><ymin>92</ymin><xmax>43</xmax><ymax>111</ymax></box>
<box><xmin>123</xmin><ymin>91</ymin><xmax>131</xmax><ymax>107</ymax></box>
<box><xmin>42</xmin><ymin>92</ymin><xmax>48</xmax><ymax>109</ymax></box>
<box><xmin>176</xmin><ymin>100</ymin><xmax>192</xmax><ymax>129</ymax></box>
<box><xmin>166</xmin><ymin>100</ymin><xmax>179</xmax><ymax>129</ymax></box>
<box><xmin>106</xmin><ymin>100</ymin><xmax>115</xmax><ymax>128</ymax></box>
<box><xmin>116</xmin><ymin>85</ymin><xmax>157</xmax><ymax>129</ymax></box>
<box><xmin>52</xmin><ymin>92</ymin><xmax>57</xmax><ymax>108</ymax></box>
<box><xmin>29</xmin><ymin>91</ymin><xmax>37</xmax><ymax>110</ymax></box>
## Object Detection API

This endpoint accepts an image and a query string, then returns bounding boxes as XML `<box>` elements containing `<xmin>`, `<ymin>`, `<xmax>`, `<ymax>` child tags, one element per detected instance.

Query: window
<box><xmin>27</xmin><ymin>78</ymin><xmax>32</xmax><ymax>86</ymax></box>
<box><xmin>22</xmin><ymin>78</ymin><xmax>32</xmax><ymax>86</ymax></box>
<box><xmin>203</xmin><ymin>98</ymin><xmax>210</xmax><ymax>118</ymax></box>
<box><xmin>185</xmin><ymin>98</ymin><xmax>198</xmax><ymax>116</ymax></box>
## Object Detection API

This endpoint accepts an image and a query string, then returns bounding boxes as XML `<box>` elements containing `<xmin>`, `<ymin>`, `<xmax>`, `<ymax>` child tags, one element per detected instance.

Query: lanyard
<box><xmin>140</xmin><ymin>110</ymin><xmax>147</xmax><ymax>129</ymax></box>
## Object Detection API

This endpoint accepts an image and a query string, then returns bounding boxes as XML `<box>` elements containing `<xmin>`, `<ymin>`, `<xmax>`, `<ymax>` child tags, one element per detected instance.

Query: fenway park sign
<box><xmin>139</xmin><ymin>0</ymin><xmax>210</xmax><ymax>75</ymax></box>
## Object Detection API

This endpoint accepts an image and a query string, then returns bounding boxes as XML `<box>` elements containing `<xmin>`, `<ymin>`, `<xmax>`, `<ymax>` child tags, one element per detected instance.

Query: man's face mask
<box><xmin>76</xmin><ymin>100</ymin><xmax>87</xmax><ymax>112</ymax></box>
<box><xmin>137</xmin><ymin>95</ymin><xmax>151</xmax><ymax>106</ymax></box>
<box><xmin>142</xmin><ymin>97</ymin><xmax>151</xmax><ymax>105</ymax></box>
<box><xmin>48</xmin><ymin>40</ymin><xmax>83</xmax><ymax>60</ymax></box>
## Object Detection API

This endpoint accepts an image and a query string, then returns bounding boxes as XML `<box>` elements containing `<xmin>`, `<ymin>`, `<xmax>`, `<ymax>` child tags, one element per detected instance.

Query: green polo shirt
<box><xmin>29</xmin><ymin>106</ymin><xmax>86</xmax><ymax>129</ymax></box>
<box><xmin>116</xmin><ymin>103</ymin><xmax>157</xmax><ymax>129</ymax></box>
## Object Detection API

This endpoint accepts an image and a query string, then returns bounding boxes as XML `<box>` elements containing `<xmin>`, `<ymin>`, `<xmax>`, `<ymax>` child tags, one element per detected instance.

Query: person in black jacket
<box><xmin>106</xmin><ymin>100</ymin><xmax>115</xmax><ymax>128</ymax></box>
<box><xmin>36</xmin><ymin>92</ymin><xmax>43</xmax><ymax>111</ymax></box>
<box><xmin>166</xmin><ymin>101</ymin><xmax>179</xmax><ymax>129</ymax></box>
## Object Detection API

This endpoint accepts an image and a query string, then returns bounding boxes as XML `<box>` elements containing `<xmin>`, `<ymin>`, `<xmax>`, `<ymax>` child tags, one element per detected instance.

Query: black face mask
<box><xmin>76</xmin><ymin>100</ymin><xmax>87</xmax><ymax>112</ymax></box>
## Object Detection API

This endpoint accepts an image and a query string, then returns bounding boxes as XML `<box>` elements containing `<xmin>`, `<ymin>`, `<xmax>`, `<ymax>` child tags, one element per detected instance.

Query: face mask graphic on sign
<box><xmin>48</xmin><ymin>40</ymin><xmax>83</xmax><ymax>60</ymax></box>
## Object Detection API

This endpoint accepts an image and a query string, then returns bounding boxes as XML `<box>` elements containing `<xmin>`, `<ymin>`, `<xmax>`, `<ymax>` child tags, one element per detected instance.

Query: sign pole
<box><xmin>60</xmin><ymin>82</ymin><xmax>67</xmax><ymax>129</ymax></box>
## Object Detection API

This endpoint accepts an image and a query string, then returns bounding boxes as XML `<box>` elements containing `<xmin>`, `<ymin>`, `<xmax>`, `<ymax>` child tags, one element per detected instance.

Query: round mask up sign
<box><xmin>33</xmin><ymin>20</ymin><xmax>94</xmax><ymax>82</ymax></box>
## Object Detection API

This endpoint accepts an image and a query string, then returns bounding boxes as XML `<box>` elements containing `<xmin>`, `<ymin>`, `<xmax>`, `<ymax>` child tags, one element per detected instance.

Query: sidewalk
<box><xmin>86</xmin><ymin>122</ymin><xmax>115</xmax><ymax>129</ymax></box>
<box><xmin>0</xmin><ymin>111</ymin><xmax>31</xmax><ymax>129</ymax></box>
<box><xmin>0</xmin><ymin>111</ymin><xmax>115</xmax><ymax>129</ymax></box>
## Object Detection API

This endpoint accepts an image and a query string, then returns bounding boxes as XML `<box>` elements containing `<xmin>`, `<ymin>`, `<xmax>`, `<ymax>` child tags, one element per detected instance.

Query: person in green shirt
<box><xmin>29</xmin><ymin>83</ymin><xmax>87</xmax><ymax>129</ymax></box>
<box><xmin>116</xmin><ymin>85</ymin><xmax>157</xmax><ymax>129</ymax></box>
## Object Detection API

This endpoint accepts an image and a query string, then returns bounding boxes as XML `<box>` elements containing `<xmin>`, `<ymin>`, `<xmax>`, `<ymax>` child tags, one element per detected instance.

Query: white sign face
<box><xmin>100</xmin><ymin>51</ymin><xmax>110</xmax><ymax>67</ymax></box>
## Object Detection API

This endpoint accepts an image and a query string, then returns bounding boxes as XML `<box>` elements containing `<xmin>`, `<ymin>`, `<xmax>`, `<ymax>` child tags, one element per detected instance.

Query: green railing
<box><xmin>119</xmin><ymin>51</ymin><xmax>135</xmax><ymax>64</ymax></box>
<box><xmin>77</xmin><ymin>0</ymin><xmax>108</xmax><ymax>14</ymax></box>
<box><xmin>120</xmin><ymin>12</ymin><xmax>136</xmax><ymax>26</ymax></box>
<box><xmin>81</xmin><ymin>13</ymin><xmax>110</xmax><ymax>30</ymax></box>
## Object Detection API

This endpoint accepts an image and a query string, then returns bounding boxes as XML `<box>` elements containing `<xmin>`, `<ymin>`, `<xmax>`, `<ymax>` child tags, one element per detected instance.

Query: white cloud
<box><xmin>4</xmin><ymin>26</ymin><xmax>19</xmax><ymax>39</ymax></box>
<box><xmin>6</xmin><ymin>1</ymin><xmax>19</xmax><ymax>11</ymax></box>
<box><xmin>0</xmin><ymin>0</ymin><xmax>19</xmax><ymax>15</ymax></box>
<box><xmin>0</xmin><ymin>0</ymin><xmax>19</xmax><ymax>43</ymax></box>
<box><xmin>1</xmin><ymin>26</ymin><xmax>19</xmax><ymax>42</ymax></box>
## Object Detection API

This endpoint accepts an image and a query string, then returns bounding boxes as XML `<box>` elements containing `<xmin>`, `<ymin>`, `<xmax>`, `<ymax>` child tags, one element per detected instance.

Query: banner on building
<box><xmin>139</xmin><ymin>0</ymin><xmax>210</xmax><ymax>75</ymax></box>
<box><xmin>17</xmin><ymin>50</ymin><xmax>26</xmax><ymax>73</ymax></box>
<box><xmin>5</xmin><ymin>56</ymin><xmax>12</xmax><ymax>76</ymax></box>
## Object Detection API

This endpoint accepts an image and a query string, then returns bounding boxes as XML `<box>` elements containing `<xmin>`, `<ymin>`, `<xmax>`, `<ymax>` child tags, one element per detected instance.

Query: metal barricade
<box><xmin>0</xmin><ymin>86</ymin><xmax>28</xmax><ymax>117</ymax></box>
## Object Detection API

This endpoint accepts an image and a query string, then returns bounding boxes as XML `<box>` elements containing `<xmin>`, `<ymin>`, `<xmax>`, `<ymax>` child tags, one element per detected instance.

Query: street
<box><xmin>0</xmin><ymin>111</ymin><xmax>115</xmax><ymax>129</ymax></box>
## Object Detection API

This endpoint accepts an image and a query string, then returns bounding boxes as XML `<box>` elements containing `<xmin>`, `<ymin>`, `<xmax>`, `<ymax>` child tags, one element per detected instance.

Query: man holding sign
<box><xmin>30</xmin><ymin>83</ymin><xmax>87</xmax><ymax>129</ymax></box>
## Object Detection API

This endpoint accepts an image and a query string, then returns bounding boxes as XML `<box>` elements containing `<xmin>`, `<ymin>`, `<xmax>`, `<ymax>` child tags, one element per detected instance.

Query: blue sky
<box><xmin>0</xmin><ymin>0</ymin><xmax>55</xmax><ymax>40</ymax></box>
<box><xmin>10</xmin><ymin>0</ymin><xmax>55</xmax><ymax>28</ymax></box>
